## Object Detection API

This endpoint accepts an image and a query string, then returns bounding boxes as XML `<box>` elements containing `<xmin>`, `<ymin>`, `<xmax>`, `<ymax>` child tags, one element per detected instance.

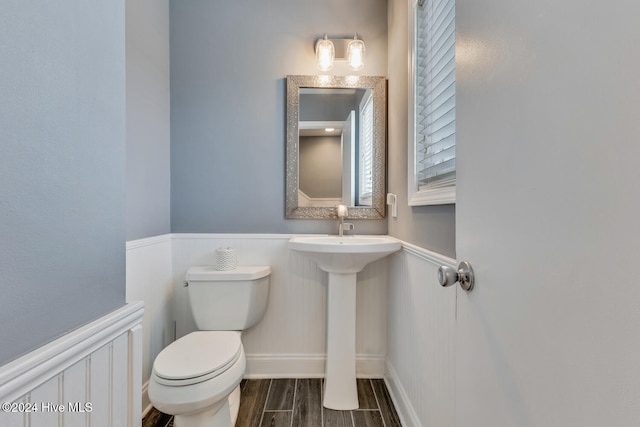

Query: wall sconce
<box><xmin>314</xmin><ymin>33</ymin><xmax>365</xmax><ymax>71</ymax></box>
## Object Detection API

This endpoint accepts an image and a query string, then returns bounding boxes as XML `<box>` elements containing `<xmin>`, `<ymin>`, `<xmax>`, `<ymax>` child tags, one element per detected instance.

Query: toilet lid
<box><xmin>153</xmin><ymin>331</ymin><xmax>242</xmax><ymax>385</ymax></box>
<box><xmin>186</xmin><ymin>265</ymin><xmax>271</xmax><ymax>281</ymax></box>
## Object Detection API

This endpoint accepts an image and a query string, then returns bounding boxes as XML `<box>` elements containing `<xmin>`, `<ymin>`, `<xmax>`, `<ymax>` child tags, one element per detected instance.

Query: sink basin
<box><xmin>289</xmin><ymin>235</ymin><xmax>401</xmax><ymax>273</ymax></box>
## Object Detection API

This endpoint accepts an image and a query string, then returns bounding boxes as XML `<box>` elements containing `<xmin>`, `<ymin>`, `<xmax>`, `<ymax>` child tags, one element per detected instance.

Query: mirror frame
<box><xmin>286</xmin><ymin>75</ymin><xmax>387</xmax><ymax>219</ymax></box>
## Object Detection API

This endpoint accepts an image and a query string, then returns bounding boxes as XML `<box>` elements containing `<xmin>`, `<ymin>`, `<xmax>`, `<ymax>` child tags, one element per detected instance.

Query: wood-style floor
<box><xmin>143</xmin><ymin>378</ymin><xmax>402</xmax><ymax>427</ymax></box>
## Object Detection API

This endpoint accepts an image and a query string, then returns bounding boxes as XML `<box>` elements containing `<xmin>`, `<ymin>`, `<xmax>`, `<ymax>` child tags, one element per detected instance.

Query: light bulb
<box><xmin>347</xmin><ymin>35</ymin><xmax>365</xmax><ymax>70</ymax></box>
<box><xmin>316</xmin><ymin>34</ymin><xmax>335</xmax><ymax>71</ymax></box>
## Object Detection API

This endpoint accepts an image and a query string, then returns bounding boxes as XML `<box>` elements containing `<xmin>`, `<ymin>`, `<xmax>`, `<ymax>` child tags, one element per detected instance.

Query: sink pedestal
<box><xmin>288</xmin><ymin>235</ymin><xmax>402</xmax><ymax>411</ymax></box>
<box><xmin>324</xmin><ymin>272</ymin><xmax>358</xmax><ymax>410</ymax></box>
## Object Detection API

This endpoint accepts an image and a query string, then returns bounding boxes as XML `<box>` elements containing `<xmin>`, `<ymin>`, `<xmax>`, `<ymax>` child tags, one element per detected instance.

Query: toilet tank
<box><xmin>185</xmin><ymin>266</ymin><xmax>270</xmax><ymax>331</ymax></box>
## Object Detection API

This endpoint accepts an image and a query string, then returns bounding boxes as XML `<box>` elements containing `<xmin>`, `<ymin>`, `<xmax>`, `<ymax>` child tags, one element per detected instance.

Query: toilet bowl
<box><xmin>148</xmin><ymin>266</ymin><xmax>270</xmax><ymax>427</ymax></box>
<box><xmin>149</xmin><ymin>331</ymin><xmax>245</xmax><ymax>427</ymax></box>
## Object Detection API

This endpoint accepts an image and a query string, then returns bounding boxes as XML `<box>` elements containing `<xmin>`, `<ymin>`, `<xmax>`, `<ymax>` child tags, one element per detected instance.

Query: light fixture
<box><xmin>325</xmin><ymin>128</ymin><xmax>335</xmax><ymax>132</ymax></box>
<box><xmin>315</xmin><ymin>34</ymin><xmax>335</xmax><ymax>71</ymax></box>
<box><xmin>347</xmin><ymin>34</ymin><xmax>365</xmax><ymax>70</ymax></box>
<box><xmin>314</xmin><ymin>33</ymin><xmax>366</xmax><ymax>71</ymax></box>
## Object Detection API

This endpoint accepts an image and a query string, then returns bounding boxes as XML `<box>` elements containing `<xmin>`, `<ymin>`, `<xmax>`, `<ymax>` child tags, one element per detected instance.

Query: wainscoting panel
<box><xmin>171</xmin><ymin>234</ymin><xmax>388</xmax><ymax>378</ymax></box>
<box><xmin>125</xmin><ymin>233</ymin><xmax>457</xmax><ymax>425</ymax></box>
<box><xmin>385</xmin><ymin>244</ymin><xmax>457</xmax><ymax>427</ymax></box>
<box><xmin>0</xmin><ymin>302</ymin><xmax>143</xmax><ymax>427</ymax></box>
<box><xmin>125</xmin><ymin>234</ymin><xmax>173</xmax><ymax>414</ymax></box>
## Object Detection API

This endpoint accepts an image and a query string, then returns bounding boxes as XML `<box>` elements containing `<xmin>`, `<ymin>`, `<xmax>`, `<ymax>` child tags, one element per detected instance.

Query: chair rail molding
<box><xmin>0</xmin><ymin>302</ymin><xmax>144</xmax><ymax>427</ymax></box>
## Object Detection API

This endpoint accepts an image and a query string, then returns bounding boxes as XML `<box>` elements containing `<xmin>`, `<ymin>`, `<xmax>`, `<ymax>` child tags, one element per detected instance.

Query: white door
<box><xmin>455</xmin><ymin>0</ymin><xmax>640</xmax><ymax>425</ymax></box>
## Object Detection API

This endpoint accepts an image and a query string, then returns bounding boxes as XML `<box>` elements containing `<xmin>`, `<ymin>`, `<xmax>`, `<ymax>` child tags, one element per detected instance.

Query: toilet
<box><xmin>149</xmin><ymin>265</ymin><xmax>270</xmax><ymax>427</ymax></box>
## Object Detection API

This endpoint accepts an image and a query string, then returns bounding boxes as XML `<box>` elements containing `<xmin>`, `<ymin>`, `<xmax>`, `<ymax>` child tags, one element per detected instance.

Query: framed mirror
<box><xmin>286</xmin><ymin>75</ymin><xmax>387</xmax><ymax>219</ymax></box>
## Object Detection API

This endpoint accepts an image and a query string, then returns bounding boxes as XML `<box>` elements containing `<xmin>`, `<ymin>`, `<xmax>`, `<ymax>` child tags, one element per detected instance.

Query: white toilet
<box><xmin>149</xmin><ymin>265</ymin><xmax>270</xmax><ymax>427</ymax></box>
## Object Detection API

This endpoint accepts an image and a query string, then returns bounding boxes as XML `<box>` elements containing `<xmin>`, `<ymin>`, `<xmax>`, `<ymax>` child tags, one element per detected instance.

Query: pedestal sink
<box><xmin>289</xmin><ymin>235</ymin><xmax>401</xmax><ymax>410</ymax></box>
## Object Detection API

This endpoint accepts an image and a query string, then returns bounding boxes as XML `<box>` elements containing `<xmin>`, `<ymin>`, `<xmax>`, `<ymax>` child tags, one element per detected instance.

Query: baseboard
<box><xmin>385</xmin><ymin>360</ymin><xmax>422</xmax><ymax>427</ymax></box>
<box><xmin>245</xmin><ymin>353</ymin><xmax>386</xmax><ymax>379</ymax></box>
<box><xmin>141</xmin><ymin>380</ymin><xmax>152</xmax><ymax>418</ymax></box>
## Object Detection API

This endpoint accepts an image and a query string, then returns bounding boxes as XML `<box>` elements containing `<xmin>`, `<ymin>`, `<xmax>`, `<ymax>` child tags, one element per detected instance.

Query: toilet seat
<box><xmin>152</xmin><ymin>331</ymin><xmax>242</xmax><ymax>387</ymax></box>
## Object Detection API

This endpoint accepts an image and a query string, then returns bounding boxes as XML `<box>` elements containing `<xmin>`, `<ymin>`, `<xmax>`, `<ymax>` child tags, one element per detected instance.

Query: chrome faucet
<box><xmin>336</xmin><ymin>205</ymin><xmax>354</xmax><ymax>237</ymax></box>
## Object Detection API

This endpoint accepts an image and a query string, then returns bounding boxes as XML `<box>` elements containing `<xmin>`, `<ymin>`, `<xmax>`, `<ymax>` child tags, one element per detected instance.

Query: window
<box><xmin>408</xmin><ymin>0</ymin><xmax>456</xmax><ymax>205</ymax></box>
<box><xmin>358</xmin><ymin>90</ymin><xmax>374</xmax><ymax>206</ymax></box>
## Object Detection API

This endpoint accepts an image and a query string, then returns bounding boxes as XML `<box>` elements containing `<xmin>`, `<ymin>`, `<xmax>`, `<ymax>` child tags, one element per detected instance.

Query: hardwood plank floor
<box><xmin>143</xmin><ymin>378</ymin><xmax>401</xmax><ymax>427</ymax></box>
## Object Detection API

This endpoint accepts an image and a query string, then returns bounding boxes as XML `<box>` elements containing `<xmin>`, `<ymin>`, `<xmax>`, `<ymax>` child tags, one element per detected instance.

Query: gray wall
<box><xmin>0</xmin><ymin>1</ymin><xmax>126</xmax><ymax>364</ymax></box>
<box><xmin>169</xmin><ymin>0</ymin><xmax>388</xmax><ymax>235</ymax></box>
<box><xmin>386</xmin><ymin>0</ymin><xmax>456</xmax><ymax>258</ymax></box>
<box><xmin>126</xmin><ymin>0</ymin><xmax>171</xmax><ymax>240</ymax></box>
<box><xmin>299</xmin><ymin>136</ymin><xmax>342</xmax><ymax>198</ymax></box>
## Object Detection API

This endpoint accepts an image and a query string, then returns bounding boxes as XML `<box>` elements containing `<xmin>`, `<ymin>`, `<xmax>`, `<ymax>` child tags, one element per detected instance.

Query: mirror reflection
<box><xmin>286</xmin><ymin>75</ymin><xmax>386</xmax><ymax>220</ymax></box>
<box><xmin>298</xmin><ymin>87</ymin><xmax>373</xmax><ymax>207</ymax></box>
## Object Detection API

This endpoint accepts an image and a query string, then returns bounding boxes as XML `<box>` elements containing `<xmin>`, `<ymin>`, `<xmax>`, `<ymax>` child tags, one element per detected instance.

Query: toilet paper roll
<box><xmin>215</xmin><ymin>247</ymin><xmax>237</xmax><ymax>271</ymax></box>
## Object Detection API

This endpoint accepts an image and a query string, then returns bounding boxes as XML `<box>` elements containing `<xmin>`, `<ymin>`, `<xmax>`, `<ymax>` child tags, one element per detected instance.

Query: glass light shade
<box><xmin>316</xmin><ymin>36</ymin><xmax>335</xmax><ymax>71</ymax></box>
<box><xmin>347</xmin><ymin>37</ymin><xmax>365</xmax><ymax>70</ymax></box>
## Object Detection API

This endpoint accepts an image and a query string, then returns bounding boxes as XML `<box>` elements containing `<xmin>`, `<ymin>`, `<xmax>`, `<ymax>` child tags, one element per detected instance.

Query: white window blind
<box><xmin>358</xmin><ymin>93</ymin><xmax>374</xmax><ymax>206</ymax></box>
<box><xmin>414</xmin><ymin>0</ymin><xmax>456</xmax><ymax>191</ymax></box>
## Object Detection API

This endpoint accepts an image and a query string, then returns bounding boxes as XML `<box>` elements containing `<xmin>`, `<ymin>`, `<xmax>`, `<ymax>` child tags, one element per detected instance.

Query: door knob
<box><xmin>438</xmin><ymin>261</ymin><xmax>474</xmax><ymax>291</ymax></box>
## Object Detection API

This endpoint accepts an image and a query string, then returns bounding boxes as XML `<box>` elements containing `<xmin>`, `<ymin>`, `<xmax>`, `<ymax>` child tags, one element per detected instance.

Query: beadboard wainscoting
<box><xmin>385</xmin><ymin>243</ymin><xmax>457</xmax><ymax>427</ymax></box>
<box><xmin>125</xmin><ymin>234</ymin><xmax>173</xmax><ymax>416</ymax></box>
<box><xmin>125</xmin><ymin>234</ymin><xmax>458</xmax><ymax>426</ymax></box>
<box><xmin>171</xmin><ymin>234</ymin><xmax>389</xmax><ymax>379</ymax></box>
<box><xmin>0</xmin><ymin>302</ymin><xmax>144</xmax><ymax>427</ymax></box>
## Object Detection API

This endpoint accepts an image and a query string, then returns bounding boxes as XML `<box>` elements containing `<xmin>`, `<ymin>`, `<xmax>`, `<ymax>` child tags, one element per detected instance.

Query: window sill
<box><xmin>408</xmin><ymin>185</ymin><xmax>456</xmax><ymax>206</ymax></box>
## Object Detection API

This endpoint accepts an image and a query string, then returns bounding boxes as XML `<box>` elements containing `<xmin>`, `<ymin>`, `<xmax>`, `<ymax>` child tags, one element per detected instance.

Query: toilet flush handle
<box><xmin>438</xmin><ymin>261</ymin><xmax>475</xmax><ymax>291</ymax></box>
<box><xmin>183</xmin><ymin>280</ymin><xmax>189</xmax><ymax>287</ymax></box>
